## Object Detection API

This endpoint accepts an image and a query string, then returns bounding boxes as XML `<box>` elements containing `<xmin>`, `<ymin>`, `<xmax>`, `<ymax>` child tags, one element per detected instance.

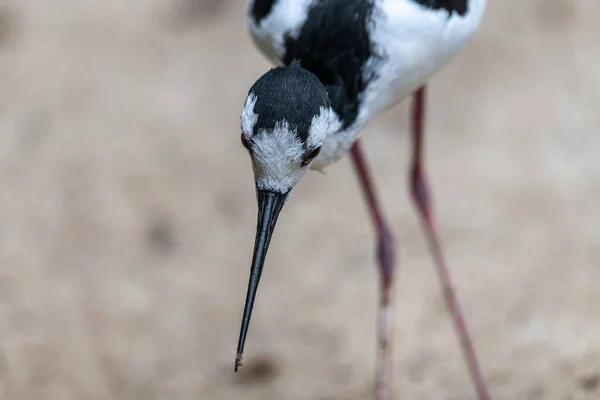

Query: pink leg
<box><xmin>410</xmin><ymin>86</ymin><xmax>492</xmax><ymax>400</ymax></box>
<box><xmin>350</xmin><ymin>142</ymin><xmax>396</xmax><ymax>400</ymax></box>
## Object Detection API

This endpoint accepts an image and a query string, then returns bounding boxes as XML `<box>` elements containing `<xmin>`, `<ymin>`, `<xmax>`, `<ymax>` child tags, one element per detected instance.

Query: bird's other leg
<box><xmin>409</xmin><ymin>86</ymin><xmax>492</xmax><ymax>400</ymax></box>
<box><xmin>349</xmin><ymin>142</ymin><xmax>396</xmax><ymax>400</ymax></box>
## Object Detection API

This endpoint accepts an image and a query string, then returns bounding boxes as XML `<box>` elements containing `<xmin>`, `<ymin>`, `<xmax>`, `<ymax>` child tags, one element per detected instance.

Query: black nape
<box><xmin>282</xmin><ymin>0</ymin><xmax>376</xmax><ymax>131</ymax></box>
<box><xmin>248</xmin><ymin>61</ymin><xmax>331</xmax><ymax>144</ymax></box>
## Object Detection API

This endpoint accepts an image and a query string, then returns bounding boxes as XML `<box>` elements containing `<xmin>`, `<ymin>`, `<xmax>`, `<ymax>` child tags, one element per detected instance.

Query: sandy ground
<box><xmin>0</xmin><ymin>1</ymin><xmax>599</xmax><ymax>399</ymax></box>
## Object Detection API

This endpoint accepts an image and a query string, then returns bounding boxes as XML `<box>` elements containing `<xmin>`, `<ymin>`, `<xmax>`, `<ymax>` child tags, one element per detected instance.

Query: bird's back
<box><xmin>246</xmin><ymin>0</ymin><xmax>485</xmax><ymax>165</ymax></box>
<box><xmin>248</xmin><ymin>0</ymin><xmax>377</xmax><ymax>131</ymax></box>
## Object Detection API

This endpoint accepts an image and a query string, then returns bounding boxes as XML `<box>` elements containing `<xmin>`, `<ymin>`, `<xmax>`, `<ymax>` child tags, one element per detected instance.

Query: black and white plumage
<box><xmin>242</xmin><ymin>0</ymin><xmax>485</xmax><ymax>174</ymax></box>
<box><xmin>235</xmin><ymin>1</ymin><xmax>490</xmax><ymax>399</ymax></box>
<box><xmin>241</xmin><ymin>61</ymin><xmax>339</xmax><ymax>192</ymax></box>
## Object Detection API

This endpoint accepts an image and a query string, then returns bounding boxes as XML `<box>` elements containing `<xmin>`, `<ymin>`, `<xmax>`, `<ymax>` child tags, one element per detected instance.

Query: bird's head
<box><xmin>235</xmin><ymin>61</ymin><xmax>339</xmax><ymax>370</ymax></box>
<box><xmin>240</xmin><ymin>61</ymin><xmax>339</xmax><ymax>194</ymax></box>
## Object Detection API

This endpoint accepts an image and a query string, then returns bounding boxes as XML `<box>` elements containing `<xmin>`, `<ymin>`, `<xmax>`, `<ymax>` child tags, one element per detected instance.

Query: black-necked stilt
<box><xmin>235</xmin><ymin>1</ymin><xmax>491</xmax><ymax>399</ymax></box>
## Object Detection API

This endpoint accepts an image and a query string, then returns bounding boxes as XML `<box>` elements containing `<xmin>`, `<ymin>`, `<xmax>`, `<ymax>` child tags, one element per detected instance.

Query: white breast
<box><xmin>358</xmin><ymin>0</ymin><xmax>487</xmax><ymax>123</ymax></box>
<box><xmin>246</xmin><ymin>0</ymin><xmax>487</xmax><ymax>170</ymax></box>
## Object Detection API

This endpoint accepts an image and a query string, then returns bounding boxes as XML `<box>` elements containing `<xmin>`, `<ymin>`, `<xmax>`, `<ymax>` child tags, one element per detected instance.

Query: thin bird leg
<box><xmin>409</xmin><ymin>86</ymin><xmax>492</xmax><ymax>400</ymax></box>
<box><xmin>349</xmin><ymin>142</ymin><xmax>396</xmax><ymax>400</ymax></box>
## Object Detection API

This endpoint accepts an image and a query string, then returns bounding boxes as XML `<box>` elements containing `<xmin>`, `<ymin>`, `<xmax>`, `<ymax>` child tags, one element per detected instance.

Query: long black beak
<box><xmin>235</xmin><ymin>189</ymin><xmax>287</xmax><ymax>371</ymax></box>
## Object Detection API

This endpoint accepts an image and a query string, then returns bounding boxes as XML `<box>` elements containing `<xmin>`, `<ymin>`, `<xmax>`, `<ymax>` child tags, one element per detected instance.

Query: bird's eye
<box><xmin>241</xmin><ymin>135</ymin><xmax>251</xmax><ymax>151</ymax></box>
<box><xmin>301</xmin><ymin>147</ymin><xmax>321</xmax><ymax>166</ymax></box>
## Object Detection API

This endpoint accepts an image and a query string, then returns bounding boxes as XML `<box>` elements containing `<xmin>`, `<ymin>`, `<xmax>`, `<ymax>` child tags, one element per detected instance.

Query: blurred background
<box><xmin>0</xmin><ymin>0</ymin><xmax>599</xmax><ymax>399</ymax></box>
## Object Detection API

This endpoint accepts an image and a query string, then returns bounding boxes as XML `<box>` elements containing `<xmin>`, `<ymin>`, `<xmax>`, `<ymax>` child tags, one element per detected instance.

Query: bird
<box><xmin>234</xmin><ymin>1</ymin><xmax>491</xmax><ymax>399</ymax></box>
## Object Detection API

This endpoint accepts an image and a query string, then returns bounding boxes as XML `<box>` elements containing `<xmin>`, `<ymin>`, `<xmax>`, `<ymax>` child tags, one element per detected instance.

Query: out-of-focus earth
<box><xmin>0</xmin><ymin>1</ymin><xmax>599</xmax><ymax>399</ymax></box>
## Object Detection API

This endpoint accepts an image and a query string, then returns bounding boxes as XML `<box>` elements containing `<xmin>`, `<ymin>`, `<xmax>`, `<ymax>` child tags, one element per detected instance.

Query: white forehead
<box><xmin>240</xmin><ymin>92</ymin><xmax>341</xmax><ymax>193</ymax></box>
<box><xmin>250</xmin><ymin>120</ymin><xmax>305</xmax><ymax>192</ymax></box>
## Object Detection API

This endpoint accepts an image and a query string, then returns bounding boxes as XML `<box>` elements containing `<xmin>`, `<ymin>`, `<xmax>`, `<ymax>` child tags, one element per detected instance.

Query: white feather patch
<box><xmin>308</xmin><ymin>106</ymin><xmax>341</xmax><ymax>149</ymax></box>
<box><xmin>247</xmin><ymin>0</ymin><xmax>316</xmax><ymax>63</ymax></box>
<box><xmin>241</xmin><ymin>92</ymin><xmax>340</xmax><ymax>191</ymax></box>
<box><xmin>250</xmin><ymin>121</ymin><xmax>307</xmax><ymax>192</ymax></box>
<box><xmin>241</xmin><ymin>93</ymin><xmax>259</xmax><ymax>137</ymax></box>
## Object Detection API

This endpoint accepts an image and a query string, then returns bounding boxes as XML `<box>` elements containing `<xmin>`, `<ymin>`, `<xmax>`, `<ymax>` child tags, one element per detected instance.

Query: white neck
<box><xmin>310</xmin><ymin>118</ymin><xmax>367</xmax><ymax>171</ymax></box>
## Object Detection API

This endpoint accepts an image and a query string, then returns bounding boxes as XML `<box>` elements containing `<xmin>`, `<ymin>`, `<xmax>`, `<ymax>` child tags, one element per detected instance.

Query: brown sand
<box><xmin>0</xmin><ymin>1</ymin><xmax>599</xmax><ymax>399</ymax></box>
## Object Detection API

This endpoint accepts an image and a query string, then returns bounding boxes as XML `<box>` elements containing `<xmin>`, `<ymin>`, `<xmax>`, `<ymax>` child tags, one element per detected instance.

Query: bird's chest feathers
<box><xmin>358</xmin><ymin>0</ymin><xmax>486</xmax><ymax>117</ymax></box>
<box><xmin>248</xmin><ymin>0</ymin><xmax>486</xmax><ymax>170</ymax></box>
<box><xmin>248</xmin><ymin>0</ymin><xmax>316</xmax><ymax>64</ymax></box>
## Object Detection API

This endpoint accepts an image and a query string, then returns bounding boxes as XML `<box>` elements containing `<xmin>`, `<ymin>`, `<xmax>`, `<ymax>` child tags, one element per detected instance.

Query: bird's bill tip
<box><xmin>234</xmin><ymin>352</ymin><xmax>243</xmax><ymax>372</ymax></box>
<box><xmin>235</xmin><ymin>189</ymin><xmax>287</xmax><ymax>370</ymax></box>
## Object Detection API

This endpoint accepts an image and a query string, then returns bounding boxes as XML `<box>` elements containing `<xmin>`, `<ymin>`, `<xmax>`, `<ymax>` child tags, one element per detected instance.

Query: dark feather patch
<box><xmin>251</xmin><ymin>0</ymin><xmax>278</xmax><ymax>23</ymax></box>
<box><xmin>282</xmin><ymin>0</ymin><xmax>377</xmax><ymax>131</ymax></box>
<box><xmin>248</xmin><ymin>61</ymin><xmax>330</xmax><ymax>144</ymax></box>
<box><xmin>412</xmin><ymin>0</ymin><xmax>468</xmax><ymax>16</ymax></box>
